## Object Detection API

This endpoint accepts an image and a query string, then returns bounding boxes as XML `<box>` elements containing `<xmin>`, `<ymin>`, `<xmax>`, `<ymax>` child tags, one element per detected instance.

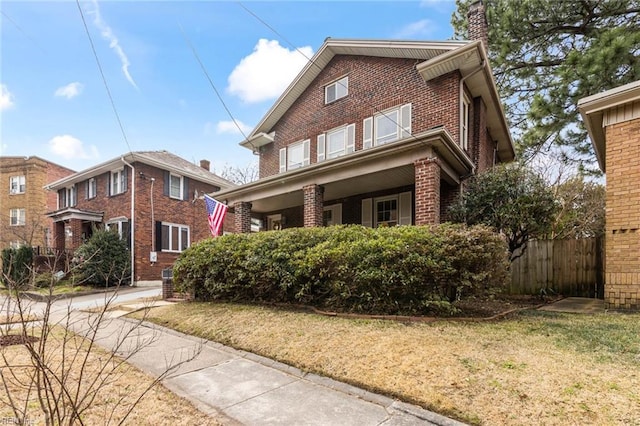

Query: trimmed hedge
<box><xmin>173</xmin><ymin>224</ymin><xmax>509</xmax><ymax>315</ymax></box>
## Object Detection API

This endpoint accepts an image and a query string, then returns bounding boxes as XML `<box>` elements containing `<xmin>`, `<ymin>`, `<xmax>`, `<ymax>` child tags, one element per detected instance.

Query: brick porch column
<box><xmin>69</xmin><ymin>219</ymin><xmax>84</xmax><ymax>250</ymax></box>
<box><xmin>414</xmin><ymin>158</ymin><xmax>440</xmax><ymax>225</ymax></box>
<box><xmin>54</xmin><ymin>221</ymin><xmax>65</xmax><ymax>252</ymax></box>
<box><xmin>303</xmin><ymin>184</ymin><xmax>324</xmax><ymax>227</ymax></box>
<box><xmin>234</xmin><ymin>202</ymin><xmax>252</xmax><ymax>233</ymax></box>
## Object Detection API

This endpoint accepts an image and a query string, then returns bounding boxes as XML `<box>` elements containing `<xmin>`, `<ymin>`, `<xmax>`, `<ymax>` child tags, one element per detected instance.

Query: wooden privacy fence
<box><xmin>509</xmin><ymin>238</ymin><xmax>604</xmax><ymax>298</ymax></box>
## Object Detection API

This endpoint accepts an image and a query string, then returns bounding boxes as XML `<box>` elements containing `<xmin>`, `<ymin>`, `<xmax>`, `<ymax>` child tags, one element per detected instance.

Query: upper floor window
<box><xmin>10</xmin><ymin>176</ymin><xmax>26</xmax><ymax>194</ymax></box>
<box><xmin>363</xmin><ymin>103</ymin><xmax>412</xmax><ymax>149</ymax></box>
<box><xmin>10</xmin><ymin>208</ymin><xmax>25</xmax><ymax>226</ymax></box>
<box><xmin>325</xmin><ymin>76</ymin><xmax>348</xmax><ymax>104</ymax></box>
<box><xmin>279</xmin><ymin>139</ymin><xmax>310</xmax><ymax>172</ymax></box>
<box><xmin>110</xmin><ymin>168</ymin><xmax>126</xmax><ymax>196</ymax></box>
<box><xmin>87</xmin><ymin>178</ymin><xmax>97</xmax><ymax>199</ymax></box>
<box><xmin>169</xmin><ymin>173</ymin><xmax>183</xmax><ymax>199</ymax></box>
<box><xmin>462</xmin><ymin>94</ymin><xmax>470</xmax><ymax>151</ymax></box>
<box><xmin>317</xmin><ymin>124</ymin><xmax>356</xmax><ymax>162</ymax></box>
<box><xmin>66</xmin><ymin>185</ymin><xmax>76</xmax><ymax>207</ymax></box>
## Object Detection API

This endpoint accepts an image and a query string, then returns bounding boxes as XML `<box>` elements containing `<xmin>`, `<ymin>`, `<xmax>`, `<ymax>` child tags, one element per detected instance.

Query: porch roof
<box><xmin>217</xmin><ymin>127</ymin><xmax>471</xmax><ymax>213</ymax></box>
<box><xmin>47</xmin><ymin>207</ymin><xmax>103</xmax><ymax>222</ymax></box>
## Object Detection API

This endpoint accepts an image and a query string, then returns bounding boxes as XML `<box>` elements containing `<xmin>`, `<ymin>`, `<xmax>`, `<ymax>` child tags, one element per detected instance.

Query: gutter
<box><xmin>121</xmin><ymin>156</ymin><xmax>135</xmax><ymax>286</ymax></box>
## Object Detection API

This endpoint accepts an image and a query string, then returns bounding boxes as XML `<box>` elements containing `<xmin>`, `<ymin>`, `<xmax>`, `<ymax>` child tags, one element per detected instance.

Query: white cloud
<box><xmin>216</xmin><ymin>120</ymin><xmax>251</xmax><ymax>136</ymax></box>
<box><xmin>1</xmin><ymin>84</ymin><xmax>15</xmax><ymax>110</ymax></box>
<box><xmin>86</xmin><ymin>0</ymin><xmax>138</xmax><ymax>89</ymax></box>
<box><xmin>227</xmin><ymin>39</ymin><xmax>313</xmax><ymax>103</ymax></box>
<box><xmin>393</xmin><ymin>19</ymin><xmax>438</xmax><ymax>39</ymax></box>
<box><xmin>48</xmin><ymin>135</ymin><xmax>99</xmax><ymax>160</ymax></box>
<box><xmin>54</xmin><ymin>82</ymin><xmax>84</xmax><ymax>99</ymax></box>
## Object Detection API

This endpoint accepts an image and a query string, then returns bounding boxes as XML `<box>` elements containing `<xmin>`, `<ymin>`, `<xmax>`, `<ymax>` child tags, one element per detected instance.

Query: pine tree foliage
<box><xmin>452</xmin><ymin>0</ymin><xmax>640</xmax><ymax>172</ymax></box>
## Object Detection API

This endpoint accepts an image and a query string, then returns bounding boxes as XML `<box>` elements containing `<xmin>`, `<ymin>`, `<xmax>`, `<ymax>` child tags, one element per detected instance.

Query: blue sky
<box><xmin>0</xmin><ymin>0</ymin><xmax>458</xmax><ymax>173</ymax></box>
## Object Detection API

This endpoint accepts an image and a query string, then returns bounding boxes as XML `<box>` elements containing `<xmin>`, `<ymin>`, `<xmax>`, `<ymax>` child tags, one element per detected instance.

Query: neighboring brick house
<box><xmin>44</xmin><ymin>151</ymin><xmax>234</xmax><ymax>286</ymax></box>
<box><xmin>215</xmin><ymin>2</ymin><xmax>514</xmax><ymax>233</ymax></box>
<box><xmin>0</xmin><ymin>156</ymin><xmax>75</xmax><ymax>251</ymax></box>
<box><xmin>579</xmin><ymin>80</ymin><xmax>640</xmax><ymax>310</ymax></box>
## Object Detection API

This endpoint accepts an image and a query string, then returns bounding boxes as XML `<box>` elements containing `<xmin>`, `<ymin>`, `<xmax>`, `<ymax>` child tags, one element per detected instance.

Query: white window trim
<box><xmin>65</xmin><ymin>185</ymin><xmax>76</xmax><ymax>207</ymax></box>
<box><xmin>10</xmin><ymin>208</ymin><xmax>26</xmax><ymax>226</ymax></box>
<box><xmin>111</xmin><ymin>168</ymin><xmax>125</xmax><ymax>196</ymax></box>
<box><xmin>9</xmin><ymin>176</ymin><xmax>26</xmax><ymax>195</ymax></box>
<box><xmin>88</xmin><ymin>178</ymin><xmax>97</xmax><ymax>199</ymax></box>
<box><xmin>369</xmin><ymin>191</ymin><xmax>412</xmax><ymax>228</ymax></box>
<box><xmin>317</xmin><ymin>124</ymin><xmax>356</xmax><ymax>162</ymax></box>
<box><xmin>160</xmin><ymin>222</ymin><xmax>190</xmax><ymax>253</ymax></box>
<box><xmin>374</xmin><ymin>195</ymin><xmax>399</xmax><ymax>227</ymax></box>
<box><xmin>169</xmin><ymin>173</ymin><xmax>184</xmax><ymax>199</ymax></box>
<box><xmin>462</xmin><ymin>93</ymin><xmax>471</xmax><ymax>151</ymax></box>
<box><xmin>325</xmin><ymin>76</ymin><xmax>348</xmax><ymax>104</ymax></box>
<box><xmin>369</xmin><ymin>103</ymin><xmax>412</xmax><ymax>148</ymax></box>
<box><xmin>286</xmin><ymin>139</ymin><xmax>310</xmax><ymax>171</ymax></box>
<box><xmin>106</xmin><ymin>217</ymin><xmax>129</xmax><ymax>240</ymax></box>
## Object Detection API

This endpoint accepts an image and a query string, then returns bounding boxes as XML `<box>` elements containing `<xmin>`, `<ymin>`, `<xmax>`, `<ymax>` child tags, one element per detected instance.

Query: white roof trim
<box><xmin>578</xmin><ymin>80</ymin><xmax>640</xmax><ymax>173</ymax></box>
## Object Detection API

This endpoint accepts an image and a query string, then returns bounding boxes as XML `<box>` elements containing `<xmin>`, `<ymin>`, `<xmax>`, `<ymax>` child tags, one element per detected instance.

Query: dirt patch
<box><xmin>0</xmin><ymin>334</ymin><xmax>39</xmax><ymax>347</ymax></box>
<box><xmin>451</xmin><ymin>295</ymin><xmax>554</xmax><ymax>318</ymax></box>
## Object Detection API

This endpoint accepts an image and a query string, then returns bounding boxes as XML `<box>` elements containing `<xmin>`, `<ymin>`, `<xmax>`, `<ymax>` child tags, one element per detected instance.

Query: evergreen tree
<box><xmin>452</xmin><ymin>0</ymin><xmax>640</xmax><ymax>173</ymax></box>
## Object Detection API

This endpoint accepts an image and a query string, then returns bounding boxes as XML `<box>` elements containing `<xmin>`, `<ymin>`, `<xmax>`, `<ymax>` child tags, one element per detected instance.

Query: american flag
<box><xmin>204</xmin><ymin>194</ymin><xmax>228</xmax><ymax>237</ymax></box>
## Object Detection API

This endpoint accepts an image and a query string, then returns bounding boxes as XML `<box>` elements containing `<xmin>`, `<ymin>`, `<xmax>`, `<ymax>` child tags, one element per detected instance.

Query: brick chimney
<box><xmin>467</xmin><ymin>0</ymin><xmax>488</xmax><ymax>52</ymax></box>
<box><xmin>199</xmin><ymin>159</ymin><xmax>210</xmax><ymax>171</ymax></box>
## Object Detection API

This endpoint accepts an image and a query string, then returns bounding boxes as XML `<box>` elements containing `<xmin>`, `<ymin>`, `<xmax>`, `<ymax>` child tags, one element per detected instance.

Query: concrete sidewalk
<box><xmin>66</xmin><ymin>304</ymin><xmax>465</xmax><ymax>426</ymax></box>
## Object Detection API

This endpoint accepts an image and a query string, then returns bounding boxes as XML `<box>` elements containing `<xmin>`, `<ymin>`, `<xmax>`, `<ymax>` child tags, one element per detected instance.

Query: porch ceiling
<box><xmin>249</xmin><ymin>165</ymin><xmax>416</xmax><ymax>212</ymax></box>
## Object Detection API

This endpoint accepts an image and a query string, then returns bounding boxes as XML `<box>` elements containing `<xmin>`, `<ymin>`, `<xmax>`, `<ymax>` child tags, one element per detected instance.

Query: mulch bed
<box><xmin>0</xmin><ymin>335</ymin><xmax>40</xmax><ymax>347</ymax></box>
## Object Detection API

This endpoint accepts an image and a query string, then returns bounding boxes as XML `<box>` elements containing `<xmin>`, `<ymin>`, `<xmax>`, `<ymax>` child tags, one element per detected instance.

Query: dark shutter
<box><xmin>72</xmin><ymin>184</ymin><xmax>78</xmax><ymax>206</ymax></box>
<box><xmin>183</xmin><ymin>177</ymin><xmax>190</xmax><ymax>201</ymax></box>
<box><xmin>155</xmin><ymin>221</ymin><xmax>163</xmax><ymax>251</ymax></box>
<box><xmin>126</xmin><ymin>220</ymin><xmax>132</xmax><ymax>249</ymax></box>
<box><xmin>85</xmin><ymin>180</ymin><xmax>89</xmax><ymax>200</ymax></box>
<box><xmin>59</xmin><ymin>189</ymin><xmax>66</xmax><ymax>208</ymax></box>
<box><xmin>163</xmin><ymin>171</ymin><xmax>170</xmax><ymax>196</ymax></box>
<box><xmin>106</xmin><ymin>172</ymin><xmax>111</xmax><ymax>196</ymax></box>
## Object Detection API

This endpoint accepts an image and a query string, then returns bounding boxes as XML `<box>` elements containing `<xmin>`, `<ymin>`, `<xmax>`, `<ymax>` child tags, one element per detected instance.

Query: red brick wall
<box><xmin>69</xmin><ymin>162</ymin><xmax>221</xmax><ymax>282</ymax></box>
<box><xmin>259</xmin><ymin>56</ymin><xmax>462</xmax><ymax>178</ymax></box>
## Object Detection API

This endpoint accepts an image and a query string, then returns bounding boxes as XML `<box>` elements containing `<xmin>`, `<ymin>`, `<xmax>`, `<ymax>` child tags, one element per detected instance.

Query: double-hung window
<box><xmin>9</xmin><ymin>176</ymin><xmax>26</xmax><ymax>194</ymax></box>
<box><xmin>10</xmin><ymin>208</ymin><xmax>25</xmax><ymax>226</ymax></box>
<box><xmin>279</xmin><ymin>139</ymin><xmax>310</xmax><ymax>172</ymax></box>
<box><xmin>169</xmin><ymin>173</ymin><xmax>183</xmax><ymax>199</ymax></box>
<box><xmin>106</xmin><ymin>218</ymin><xmax>130</xmax><ymax>242</ymax></box>
<box><xmin>325</xmin><ymin>76</ymin><xmax>348</xmax><ymax>104</ymax></box>
<box><xmin>66</xmin><ymin>185</ymin><xmax>76</xmax><ymax>207</ymax></box>
<box><xmin>462</xmin><ymin>94</ymin><xmax>470</xmax><ymax>151</ymax></box>
<box><xmin>87</xmin><ymin>178</ymin><xmax>97</xmax><ymax>199</ymax></box>
<box><xmin>160</xmin><ymin>222</ymin><xmax>190</xmax><ymax>252</ymax></box>
<box><xmin>363</xmin><ymin>103</ymin><xmax>412</xmax><ymax>149</ymax></box>
<box><xmin>317</xmin><ymin>124</ymin><xmax>356</xmax><ymax>162</ymax></box>
<box><xmin>110</xmin><ymin>168</ymin><xmax>126</xmax><ymax>195</ymax></box>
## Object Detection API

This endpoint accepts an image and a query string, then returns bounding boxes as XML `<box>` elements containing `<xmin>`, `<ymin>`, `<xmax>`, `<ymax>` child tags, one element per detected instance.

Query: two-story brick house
<box><xmin>0</xmin><ymin>156</ymin><xmax>75</xmax><ymax>251</ymax></box>
<box><xmin>44</xmin><ymin>151</ymin><xmax>234</xmax><ymax>286</ymax></box>
<box><xmin>215</xmin><ymin>2</ymin><xmax>514</xmax><ymax>232</ymax></box>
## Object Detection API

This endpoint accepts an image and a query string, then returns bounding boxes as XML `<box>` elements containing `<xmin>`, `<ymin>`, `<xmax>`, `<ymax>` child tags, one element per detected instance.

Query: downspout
<box><xmin>121</xmin><ymin>157</ymin><xmax>135</xmax><ymax>286</ymax></box>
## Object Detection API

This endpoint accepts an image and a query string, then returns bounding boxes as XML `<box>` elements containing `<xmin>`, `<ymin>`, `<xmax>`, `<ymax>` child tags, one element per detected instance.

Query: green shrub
<box><xmin>74</xmin><ymin>228</ymin><xmax>130</xmax><ymax>287</ymax></box>
<box><xmin>174</xmin><ymin>225</ymin><xmax>509</xmax><ymax>316</ymax></box>
<box><xmin>1</xmin><ymin>246</ymin><xmax>34</xmax><ymax>288</ymax></box>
